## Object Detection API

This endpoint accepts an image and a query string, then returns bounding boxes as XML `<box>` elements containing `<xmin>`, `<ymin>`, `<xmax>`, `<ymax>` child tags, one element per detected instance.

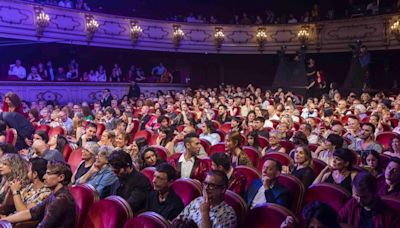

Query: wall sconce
<box><xmin>130</xmin><ymin>20</ymin><xmax>142</xmax><ymax>44</ymax></box>
<box><xmin>214</xmin><ymin>27</ymin><xmax>225</xmax><ymax>50</ymax></box>
<box><xmin>256</xmin><ymin>27</ymin><xmax>267</xmax><ymax>50</ymax></box>
<box><xmin>172</xmin><ymin>24</ymin><xmax>185</xmax><ymax>48</ymax></box>
<box><xmin>85</xmin><ymin>15</ymin><xmax>99</xmax><ymax>41</ymax></box>
<box><xmin>390</xmin><ymin>20</ymin><xmax>400</xmax><ymax>41</ymax></box>
<box><xmin>34</xmin><ymin>7</ymin><xmax>50</xmax><ymax>37</ymax></box>
<box><xmin>297</xmin><ymin>26</ymin><xmax>310</xmax><ymax>44</ymax></box>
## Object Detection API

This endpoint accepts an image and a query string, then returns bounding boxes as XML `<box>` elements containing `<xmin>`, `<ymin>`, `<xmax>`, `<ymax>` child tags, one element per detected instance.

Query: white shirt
<box><xmin>8</xmin><ymin>65</ymin><xmax>26</xmax><ymax>79</ymax></box>
<box><xmin>251</xmin><ymin>185</ymin><xmax>266</xmax><ymax>209</ymax></box>
<box><xmin>179</xmin><ymin>154</ymin><xmax>195</xmax><ymax>178</ymax></box>
<box><xmin>27</xmin><ymin>74</ymin><xmax>43</xmax><ymax>81</ymax></box>
<box><xmin>199</xmin><ymin>133</ymin><xmax>221</xmax><ymax>146</ymax></box>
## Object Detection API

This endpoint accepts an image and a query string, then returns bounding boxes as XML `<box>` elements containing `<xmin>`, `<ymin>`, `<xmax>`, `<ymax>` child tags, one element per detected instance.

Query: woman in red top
<box><xmin>2</xmin><ymin>92</ymin><xmax>24</xmax><ymax>115</ymax></box>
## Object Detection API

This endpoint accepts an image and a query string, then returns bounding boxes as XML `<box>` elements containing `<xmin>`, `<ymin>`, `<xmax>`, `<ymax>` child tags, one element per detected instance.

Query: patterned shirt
<box><xmin>20</xmin><ymin>183</ymin><xmax>51</xmax><ymax>206</ymax></box>
<box><xmin>178</xmin><ymin>197</ymin><xmax>237</xmax><ymax>228</ymax></box>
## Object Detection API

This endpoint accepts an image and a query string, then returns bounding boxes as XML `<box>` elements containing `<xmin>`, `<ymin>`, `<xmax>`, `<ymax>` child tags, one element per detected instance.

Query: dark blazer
<box><xmin>246</xmin><ymin>179</ymin><xmax>291</xmax><ymax>209</ymax></box>
<box><xmin>0</xmin><ymin>112</ymin><xmax>35</xmax><ymax>150</ymax></box>
<box><xmin>140</xmin><ymin>114</ymin><xmax>151</xmax><ymax>130</ymax></box>
<box><xmin>100</xmin><ymin>95</ymin><xmax>112</xmax><ymax>108</ymax></box>
<box><xmin>168</xmin><ymin>155</ymin><xmax>209</xmax><ymax>182</ymax></box>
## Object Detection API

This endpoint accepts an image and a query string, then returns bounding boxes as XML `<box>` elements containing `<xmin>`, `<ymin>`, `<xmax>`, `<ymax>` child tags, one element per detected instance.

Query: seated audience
<box><xmin>262</xmin><ymin>130</ymin><xmax>286</xmax><ymax>155</ymax></box>
<box><xmin>289</xmin><ymin>145</ymin><xmax>315</xmax><ymax>188</ymax></box>
<box><xmin>314</xmin><ymin>133</ymin><xmax>343</xmax><ymax>166</ymax></box>
<box><xmin>247</xmin><ymin>158</ymin><xmax>291</xmax><ymax>209</ymax></box>
<box><xmin>226</xmin><ymin>131</ymin><xmax>252</xmax><ymax>168</ymax></box>
<box><xmin>313</xmin><ymin>148</ymin><xmax>357</xmax><ymax>194</ymax></box>
<box><xmin>156</xmin><ymin>127</ymin><xmax>175</xmax><ymax>149</ymax></box>
<box><xmin>146</xmin><ymin>163</ymin><xmax>184</xmax><ymax>221</ymax></box>
<box><xmin>74</xmin><ymin>146</ymin><xmax>117</xmax><ymax>198</ymax></box>
<box><xmin>252</xmin><ymin>117</ymin><xmax>269</xmax><ymax>139</ymax></box>
<box><xmin>176</xmin><ymin>170</ymin><xmax>237</xmax><ymax>227</ymax></box>
<box><xmin>98</xmin><ymin>130</ymin><xmax>115</xmax><ymax>147</ymax></box>
<box><xmin>141</xmin><ymin>147</ymin><xmax>164</xmax><ymax>169</ymax></box>
<box><xmin>1</xmin><ymin>161</ymin><xmax>76</xmax><ymax>227</ymax></box>
<box><xmin>210</xmin><ymin>152</ymin><xmax>246</xmax><ymax>197</ymax></box>
<box><xmin>384</xmin><ymin>137</ymin><xmax>400</xmax><ymax>158</ymax></box>
<box><xmin>108</xmin><ymin>150</ymin><xmax>151</xmax><ymax>213</ymax></box>
<box><xmin>72</xmin><ymin>141</ymin><xmax>98</xmax><ymax>184</ymax></box>
<box><xmin>349</xmin><ymin>123</ymin><xmax>383</xmax><ymax>154</ymax></box>
<box><xmin>32</xmin><ymin>140</ymin><xmax>65</xmax><ymax>162</ymax></box>
<box><xmin>76</xmin><ymin>122</ymin><xmax>99</xmax><ymax>147</ymax></box>
<box><xmin>168</xmin><ymin>133</ymin><xmax>208</xmax><ymax>181</ymax></box>
<box><xmin>199</xmin><ymin>120</ymin><xmax>221</xmax><ymax>146</ymax></box>
<box><xmin>339</xmin><ymin>172</ymin><xmax>399</xmax><ymax>227</ymax></box>
<box><xmin>378</xmin><ymin>157</ymin><xmax>400</xmax><ymax>197</ymax></box>
<box><xmin>361</xmin><ymin>150</ymin><xmax>383</xmax><ymax>177</ymax></box>
<box><xmin>11</xmin><ymin>158</ymin><xmax>51</xmax><ymax>212</ymax></box>
<box><xmin>245</xmin><ymin>131</ymin><xmax>262</xmax><ymax>153</ymax></box>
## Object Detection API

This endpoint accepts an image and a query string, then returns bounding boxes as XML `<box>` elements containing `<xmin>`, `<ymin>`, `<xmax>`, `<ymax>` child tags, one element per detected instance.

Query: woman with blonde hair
<box><xmin>225</xmin><ymin>131</ymin><xmax>252</xmax><ymax>167</ymax></box>
<box><xmin>0</xmin><ymin>154</ymin><xmax>29</xmax><ymax>214</ymax></box>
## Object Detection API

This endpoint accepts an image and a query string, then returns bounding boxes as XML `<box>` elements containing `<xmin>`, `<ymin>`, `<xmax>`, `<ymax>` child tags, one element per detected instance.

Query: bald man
<box><xmin>32</xmin><ymin>140</ymin><xmax>65</xmax><ymax>162</ymax></box>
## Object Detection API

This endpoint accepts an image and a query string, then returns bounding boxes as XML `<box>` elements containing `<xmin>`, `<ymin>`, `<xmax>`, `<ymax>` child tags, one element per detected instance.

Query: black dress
<box><xmin>291</xmin><ymin>166</ymin><xmax>315</xmax><ymax>188</ymax></box>
<box><xmin>306</xmin><ymin>64</ymin><xmax>317</xmax><ymax>99</ymax></box>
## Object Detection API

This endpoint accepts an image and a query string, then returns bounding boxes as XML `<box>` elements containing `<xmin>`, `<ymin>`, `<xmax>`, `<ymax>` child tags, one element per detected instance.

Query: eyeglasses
<box><xmin>45</xmin><ymin>171</ymin><xmax>59</xmax><ymax>176</ymax></box>
<box><xmin>202</xmin><ymin>181</ymin><xmax>225</xmax><ymax>190</ymax></box>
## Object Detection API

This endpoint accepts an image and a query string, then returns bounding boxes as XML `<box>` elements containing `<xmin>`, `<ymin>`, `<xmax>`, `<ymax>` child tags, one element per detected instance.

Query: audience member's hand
<box><xmin>24</xmin><ymin>138</ymin><xmax>33</xmax><ymax>146</ymax></box>
<box><xmin>200</xmin><ymin>189</ymin><xmax>210</xmax><ymax>216</ymax></box>
<box><xmin>280</xmin><ymin>216</ymin><xmax>295</xmax><ymax>228</ymax></box>
<box><xmin>10</xmin><ymin>179</ymin><xmax>22</xmax><ymax>192</ymax></box>
<box><xmin>18</xmin><ymin>149</ymin><xmax>29</xmax><ymax>156</ymax></box>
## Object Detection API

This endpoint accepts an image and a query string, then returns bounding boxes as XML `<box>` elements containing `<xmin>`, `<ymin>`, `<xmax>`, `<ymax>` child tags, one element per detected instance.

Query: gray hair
<box><xmin>98</xmin><ymin>145</ymin><xmax>114</xmax><ymax>158</ymax></box>
<box><xmin>83</xmin><ymin>141</ymin><xmax>100</xmax><ymax>156</ymax></box>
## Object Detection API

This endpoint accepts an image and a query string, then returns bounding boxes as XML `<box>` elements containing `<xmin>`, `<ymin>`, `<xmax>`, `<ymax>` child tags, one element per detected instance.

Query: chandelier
<box><xmin>130</xmin><ymin>20</ymin><xmax>142</xmax><ymax>44</ymax></box>
<box><xmin>390</xmin><ymin>20</ymin><xmax>400</xmax><ymax>41</ymax></box>
<box><xmin>297</xmin><ymin>26</ymin><xmax>310</xmax><ymax>44</ymax></box>
<box><xmin>34</xmin><ymin>7</ymin><xmax>50</xmax><ymax>37</ymax></box>
<box><xmin>214</xmin><ymin>27</ymin><xmax>225</xmax><ymax>50</ymax></box>
<box><xmin>172</xmin><ymin>24</ymin><xmax>185</xmax><ymax>48</ymax></box>
<box><xmin>256</xmin><ymin>27</ymin><xmax>268</xmax><ymax>50</ymax></box>
<box><xmin>85</xmin><ymin>15</ymin><xmax>99</xmax><ymax>41</ymax></box>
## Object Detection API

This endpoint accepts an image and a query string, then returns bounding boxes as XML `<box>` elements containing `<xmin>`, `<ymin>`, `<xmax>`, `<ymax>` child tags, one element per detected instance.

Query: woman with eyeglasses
<box><xmin>262</xmin><ymin>130</ymin><xmax>286</xmax><ymax>156</ymax></box>
<box><xmin>71</xmin><ymin>141</ymin><xmax>99</xmax><ymax>184</ymax></box>
<box><xmin>362</xmin><ymin>150</ymin><xmax>383</xmax><ymax>177</ymax></box>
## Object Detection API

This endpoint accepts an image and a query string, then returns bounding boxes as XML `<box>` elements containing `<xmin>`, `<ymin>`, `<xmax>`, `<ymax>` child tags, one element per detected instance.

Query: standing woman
<box><xmin>2</xmin><ymin>92</ymin><xmax>24</xmax><ymax>115</ymax></box>
<box><xmin>225</xmin><ymin>131</ymin><xmax>252</xmax><ymax>168</ymax></box>
<box><xmin>305</xmin><ymin>58</ymin><xmax>317</xmax><ymax>99</ymax></box>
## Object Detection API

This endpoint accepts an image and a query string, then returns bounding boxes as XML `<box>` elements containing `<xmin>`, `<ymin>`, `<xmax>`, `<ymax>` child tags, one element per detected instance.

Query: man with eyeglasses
<box><xmin>1</xmin><ymin>161</ymin><xmax>76</xmax><ymax>227</ymax></box>
<box><xmin>176</xmin><ymin>170</ymin><xmax>237</xmax><ymax>228</ymax></box>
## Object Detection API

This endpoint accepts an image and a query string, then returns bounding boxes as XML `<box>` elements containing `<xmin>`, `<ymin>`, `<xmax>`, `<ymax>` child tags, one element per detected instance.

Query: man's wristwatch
<box><xmin>13</xmin><ymin>190</ymin><xmax>20</xmax><ymax>196</ymax></box>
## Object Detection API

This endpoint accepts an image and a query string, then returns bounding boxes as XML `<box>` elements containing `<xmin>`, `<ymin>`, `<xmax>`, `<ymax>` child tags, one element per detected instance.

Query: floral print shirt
<box><xmin>21</xmin><ymin>183</ymin><xmax>51</xmax><ymax>205</ymax></box>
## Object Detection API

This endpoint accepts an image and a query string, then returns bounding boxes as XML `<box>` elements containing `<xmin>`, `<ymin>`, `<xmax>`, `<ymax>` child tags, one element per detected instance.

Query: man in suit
<box><xmin>0</xmin><ymin>112</ymin><xmax>35</xmax><ymax>150</ymax></box>
<box><xmin>168</xmin><ymin>132</ymin><xmax>209</xmax><ymax>181</ymax></box>
<box><xmin>100</xmin><ymin>89</ymin><xmax>112</xmax><ymax>108</ymax></box>
<box><xmin>246</xmin><ymin>158</ymin><xmax>291</xmax><ymax>209</ymax></box>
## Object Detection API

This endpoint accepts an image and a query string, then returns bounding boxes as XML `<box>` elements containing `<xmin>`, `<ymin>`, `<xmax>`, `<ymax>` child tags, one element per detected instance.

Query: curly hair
<box><xmin>0</xmin><ymin>154</ymin><xmax>29</xmax><ymax>185</ymax></box>
<box><xmin>5</xmin><ymin>92</ymin><xmax>21</xmax><ymax>108</ymax></box>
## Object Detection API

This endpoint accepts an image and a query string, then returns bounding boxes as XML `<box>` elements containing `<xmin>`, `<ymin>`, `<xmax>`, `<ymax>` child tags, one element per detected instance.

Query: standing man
<box><xmin>100</xmin><ymin>89</ymin><xmax>112</xmax><ymax>108</ymax></box>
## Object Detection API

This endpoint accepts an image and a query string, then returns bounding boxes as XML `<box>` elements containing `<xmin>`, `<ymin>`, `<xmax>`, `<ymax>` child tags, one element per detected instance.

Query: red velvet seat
<box><xmin>209</xmin><ymin>142</ymin><xmax>226</xmax><ymax>156</ymax></box>
<box><xmin>211</xmin><ymin>120</ymin><xmax>221</xmax><ymax>129</ymax></box>
<box><xmin>63</xmin><ymin>144</ymin><xmax>73</xmax><ymax>161</ymax></box>
<box><xmin>149</xmin><ymin>145</ymin><xmax>168</xmax><ymax>161</ymax></box>
<box><xmin>84</xmin><ymin>196</ymin><xmax>133</xmax><ymax>228</ymax></box>
<box><xmin>361</xmin><ymin>116</ymin><xmax>370</xmax><ymax>123</ymax></box>
<box><xmin>311</xmin><ymin>158</ymin><xmax>327</xmax><ymax>177</ymax></box>
<box><xmin>380</xmin><ymin>154</ymin><xmax>391</xmax><ymax>170</ymax></box>
<box><xmin>141</xmin><ymin>167</ymin><xmax>156</xmax><ymax>187</ymax></box>
<box><xmin>258</xmin><ymin>136</ymin><xmax>269</xmax><ymax>149</ymax></box>
<box><xmin>171</xmin><ymin>178</ymin><xmax>202</xmax><ymax>206</ymax></box>
<box><xmin>133</xmin><ymin>130</ymin><xmax>152</xmax><ymax>143</ymax></box>
<box><xmin>176</xmin><ymin>125</ymin><xmax>184</xmax><ymax>132</ymax></box>
<box><xmin>220</xmin><ymin>123</ymin><xmax>232</xmax><ymax>134</ymax></box>
<box><xmin>376</xmin><ymin>132</ymin><xmax>399</xmax><ymax>151</ymax></box>
<box><xmin>68</xmin><ymin>148</ymin><xmax>83</xmax><ymax>173</ymax></box>
<box><xmin>243</xmin><ymin>146</ymin><xmax>260</xmax><ymax>167</ymax></box>
<box><xmin>341</xmin><ymin>116</ymin><xmax>350</xmax><ymax>125</ymax></box>
<box><xmin>278</xmin><ymin>174</ymin><xmax>305</xmax><ymax>214</ymax></box>
<box><xmin>244</xmin><ymin>203</ymin><xmax>298</xmax><ymax>228</ymax></box>
<box><xmin>224</xmin><ymin>190</ymin><xmax>248</xmax><ymax>227</ymax></box>
<box><xmin>70</xmin><ymin>184</ymin><xmax>99</xmax><ymax>228</ymax></box>
<box><xmin>302</xmin><ymin>183</ymin><xmax>351</xmax><ymax>212</ymax></box>
<box><xmin>234</xmin><ymin>166</ymin><xmax>261</xmax><ymax>191</ymax></box>
<box><xmin>390</xmin><ymin>118</ymin><xmax>399</xmax><ymax>128</ymax></box>
<box><xmin>35</xmin><ymin>124</ymin><xmax>51</xmax><ymax>133</ymax></box>
<box><xmin>279</xmin><ymin>140</ymin><xmax>295</xmax><ymax>154</ymax></box>
<box><xmin>293</xmin><ymin>122</ymin><xmax>300</xmax><ymax>131</ymax></box>
<box><xmin>124</xmin><ymin>212</ymin><xmax>170</xmax><ymax>228</ymax></box>
<box><xmin>5</xmin><ymin>128</ymin><xmax>16</xmax><ymax>146</ymax></box>
<box><xmin>148</xmin><ymin>134</ymin><xmax>159</xmax><ymax>145</ymax></box>
<box><xmin>48</xmin><ymin>126</ymin><xmax>65</xmax><ymax>138</ymax></box>
<box><xmin>200</xmin><ymin>139</ymin><xmax>211</xmax><ymax>154</ymax></box>
<box><xmin>216</xmin><ymin>129</ymin><xmax>226</xmax><ymax>142</ymax></box>
<box><xmin>95</xmin><ymin>123</ymin><xmax>106</xmax><ymax>140</ymax></box>
<box><xmin>308</xmin><ymin>144</ymin><xmax>318</xmax><ymax>152</ymax></box>
<box><xmin>271</xmin><ymin>120</ymin><xmax>280</xmax><ymax>129</ymax></box>
<box><xmin>381</xmin><ymin>196</ymin><xmax>400</xmax><ymax>215</ymax></box>
<box><xmin>258</xmin><ymin>152</ymin><xmax>293</xmax><ymax>172</ymax></box>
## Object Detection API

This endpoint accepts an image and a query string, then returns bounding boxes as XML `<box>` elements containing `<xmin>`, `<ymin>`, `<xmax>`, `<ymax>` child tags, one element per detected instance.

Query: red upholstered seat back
<box><xmin>5</xmin><ymin>129</ymin><xmax>16</xmax><ymax>145</ymax></box>
<box><xmin>35</xmin><ymin>124</ymin><xmax>51</xmax><ymax>133</ymax></box>
<box><xmin>200</xmin><ymin>139</ymin><xmax>211</xmax><ymax>155</ymax></box>
<box><xmin>68</xmin><ymin>148</ymin><xmax>83</xmax><ymax>173</ymax></box>
<box><xmin>124</xmin><ymin>212</ymin><xmax>170</xmax><ymax>228</ymax></box>
<box><xmin>258</xmin><ymin>152</ymin><xmax>293</xmax><ymax>172</ymax></box>
<box><xmin>63</xmin><ymin>144</ymin><xmax>73</xmax><ymax>161</ymax></box>
<box><xmin>48</xmin><ymin>126</ymin><xmax>65</xmax><ymax>138</ymax></box>
<box><xmin>140</xmin><ymin>167</ymin><xmax>156</xmax><ymax>188</ymax></box>
<box><xmin>70</xmin><ymin>184</ymin><xmax>99</xmax><ymax>228</ymax></box>
<box><xmin>303</xmin><ymin>183</ymin><xmax>351</xmax><ymax>212</ymax></box>
<box><xmin>149</xmin><ymin>146</ymin><xmax>168</xmax><ymax>161</ymax></box>
<box><xmin>279</xmin><ymin>140</ymin><xmax>295</xmax><ymax>154</ymax></box>
<box><xmin>278</xmin><ymin>174</ymin><xmax>305</xmax><ymax>214</ymax></box>
<box><xmin>171</xmin><ymin>178</ymin><xmax>202</xmax><ymax>206</ymax></box>
<box><xmin>84</xmin><ymin>196</ymin><xmax>133</xmax><ymax>228</ymax></box>
<box><xmin>220</xmin><ymin>123</ymin><xmax>232</xmax><ymax>134</ymax></box>
<box><xmin>209</xmin><ymin>143</ymin><xmax>226</xmax><ymax>156</ymax></box>
<box><xmin>245</xmin><ymin>203</ymin><xmax>298</xmax><ymax>228</ymax></box>
<box><xmin>376</xmin><ymin>132</ymin><xmax>399</xmax><ymax>151</ymax></box>
<box><xmin>257</xmin><ymin>136</ymin><xmax>269</xmax><ymax>149</ymax></box>
<box><xmin>381</xmin><ymin>196</ymin><xmax>400</xmax><ymax>215</ymax></box>
<box><xmin>243</xmin><ymin>146</ymin><xmax>260</xmax><ymax>167</ymax></box>
<box><xmin>95</xmin><ymin>123</ymin><xmax>106</xmax><ymax>140</ymax></box>
<box><xmin>133</xmin><ymin>130</ymin><xmax>152</xmax><ymax>143</ymax></box>
<box><xmin>148</xmin><ymin>134</ymin><xmax>159</xmax><ymax>145</ymax></box>
<box><xmin>234</xmin><ymin>166</ymin><xmax>261</xmax><ymax>191</ymax></box>
<box><xmin>311</xmin><ymin>158</ymin><xmax>327</xmax><ymax>177</ymax></box>
<box><xmin>224</xmin><ymin>190</ymin><xmax>248</xmax><ymax>227</ymax></box>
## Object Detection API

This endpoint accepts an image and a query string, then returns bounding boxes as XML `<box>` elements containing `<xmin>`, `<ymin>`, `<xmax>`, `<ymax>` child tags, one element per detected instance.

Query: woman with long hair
<box><xmin>199</xmin><ymin>120</ymin><xmax>221</xmax><ymax>146</ymax></box>
<box><xmin>384</xmin><ymin>137</ymin><xmax>400</xmax><ymax>158</ymax></box>
<box><xmin>362</xmin><ymin>150</ymin><xmax>383</xmax><ymax>177</ymax></box>
<box><xmin>290</xmin><ymin>145</ymin><xmax>315</xmax><ymax>188</ymax></box>
<box><xmin>140</xmin><ymin>147</ymin><xmax>164</xmax><ymax>169</ymax></box>
<box><xmin>225</xmin><ymin>131</ymin><xmax>252</xmax><ymax>168</ymax></box>
<box><xmin>2</xmin><ymin>92</ymin><xmax>24</xmax><ymax>115</ymax></box>
<box><xmin>245</xmin><ymin>131</ymin><xmax>262</xmax><ymax>153</ymax></box>
<box><xmin>48</xmin><ymin>134</ymin><xmax>68</xmax><ymax>155</ymax></box>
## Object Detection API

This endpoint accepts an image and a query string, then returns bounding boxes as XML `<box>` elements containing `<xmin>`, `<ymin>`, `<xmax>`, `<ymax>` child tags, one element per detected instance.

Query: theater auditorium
<box><xmin>0</xmin><ymin>0</ymin><xmax>399</xmax><ymax>227</ymax></box>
